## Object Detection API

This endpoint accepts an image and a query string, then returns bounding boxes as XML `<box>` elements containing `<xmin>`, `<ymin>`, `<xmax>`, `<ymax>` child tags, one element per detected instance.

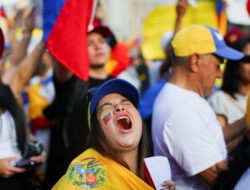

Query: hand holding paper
<box><xmin>144</xmin><ymin>156</ymin><xmax>172</xmax><ymax>190</ymax></box>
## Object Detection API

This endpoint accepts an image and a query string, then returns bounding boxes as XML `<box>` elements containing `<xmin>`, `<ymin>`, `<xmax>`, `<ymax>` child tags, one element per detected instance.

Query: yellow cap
<box><xmin>171</xmin><ymin>25</ymin><xmax>216</xmax><ymax>57</ymax></box>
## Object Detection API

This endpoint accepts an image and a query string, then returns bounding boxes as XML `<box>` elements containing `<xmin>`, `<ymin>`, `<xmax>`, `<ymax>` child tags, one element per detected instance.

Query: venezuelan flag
<box><xmin>43</xmin><ymin>0</ymin><xmax>98</xmax><ymax>81</ymax></box>
<box><xmin>105</xmin><ymin>42</ymin><xmax>131</xmax><ymax>78</ymax></box>
<box><xmin>101</xmin><ymin>111</ymin><xmax>112</xmax><ymax>124</ymax></box>
<box><xmin>216</xmin><ymin>0</ymin><xmax>227</xmax><ymax>36</ymax></box>
<box><xmin>28</xmin><ymin>75</ymin><xmax>55</xmax><ymax>133</ymax></box>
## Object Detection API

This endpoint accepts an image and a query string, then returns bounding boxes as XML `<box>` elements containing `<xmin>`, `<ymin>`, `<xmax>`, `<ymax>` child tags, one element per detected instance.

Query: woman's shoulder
<box><xmin>209</xmin><ymin>90</ymin><xmax>226</xmax><ymax>100</ymax></box>
<box><xmin>208</xmin><ymin>90</ymin><xmax>229</xmax><ymax>106</ymax></box>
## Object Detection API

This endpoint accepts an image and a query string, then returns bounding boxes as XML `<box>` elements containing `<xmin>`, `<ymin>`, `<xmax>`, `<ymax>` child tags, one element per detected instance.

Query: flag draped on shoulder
<box><xmin>43</xmin><ymin>0</ymin><xmax>97</xmax><ymax>81</ymax></box>
<box><xmin>52</xmin><ymin>148</ymin><xmax>154</xmax><ymax>190</ymax></box>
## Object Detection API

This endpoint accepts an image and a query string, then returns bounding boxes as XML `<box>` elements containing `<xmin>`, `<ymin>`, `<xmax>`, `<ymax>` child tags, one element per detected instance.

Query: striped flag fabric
<box><xmin>43</xmin><ymin>0</ymin><xmax>97</xmax><ymax>81</ymax></box>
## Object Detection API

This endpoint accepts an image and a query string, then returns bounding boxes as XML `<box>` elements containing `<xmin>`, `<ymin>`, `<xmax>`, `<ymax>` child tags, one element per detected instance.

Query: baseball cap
<box><xmin>224</xmin><ymin>28</ymin><xmax>246</xmax><ymax>46</ymax></box>
<box><xmin>89</xmin><ymin>78</ymin><xmax>140</xmax><ymax>117</ymax></box>
<box><xmin>88</xmin><ymin>25</ymin><xmax>110</xmax><ymax>38</ymax></box>
<box><xmin>171</xmin><ymin>25</ymin><xmax>244</xmax><ymax>60</ymax></box>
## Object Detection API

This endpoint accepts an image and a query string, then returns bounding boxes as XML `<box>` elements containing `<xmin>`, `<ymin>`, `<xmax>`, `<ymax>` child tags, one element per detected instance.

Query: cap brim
<box><xmin>90</xmin><ymin>79</ymin><xmax>140</xmax><ymax>116</ymax></box>
<box><xmin>214</xmin><ymin>46</ymin><xmax>244</xmax><ymax>60</ymax></box>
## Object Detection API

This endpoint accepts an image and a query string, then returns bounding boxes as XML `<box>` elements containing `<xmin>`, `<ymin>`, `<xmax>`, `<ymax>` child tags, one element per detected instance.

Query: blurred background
<box><xmin>1</xmin><ymin>0</ymin><xmax>250</xmax><ymax>60</ymax></box>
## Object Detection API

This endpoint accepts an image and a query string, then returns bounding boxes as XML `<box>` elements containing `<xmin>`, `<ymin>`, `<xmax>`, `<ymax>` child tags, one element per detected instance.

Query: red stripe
<box><xmin>144</xmin><ymin>163</ymin><xmax>156</xmax><ymax>189</ymax></box>
<box><xmin>104</xmin><ymin>116</ymin><xmax>112</xmax><ymax>124</ymax></box>
<box><xmin>110</xmin><ymin>43</ymin><xmax>131</xmax><ymax>77</ymax></box>
<box><xmin>46</xmin><ymin>0</ymin><xmax>94</xmax><ymax>81</ymax></box>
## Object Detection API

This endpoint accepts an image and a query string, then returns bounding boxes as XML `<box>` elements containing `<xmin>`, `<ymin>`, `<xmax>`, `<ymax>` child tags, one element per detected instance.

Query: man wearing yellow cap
<box><xmin>152</xmin><ymin>25</ymin><xmax>248</xmax><ymax>189</ymax></box>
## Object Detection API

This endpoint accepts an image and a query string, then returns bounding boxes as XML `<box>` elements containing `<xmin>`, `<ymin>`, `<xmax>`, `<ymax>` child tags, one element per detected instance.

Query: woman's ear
<box><xmin>189</xmin><ymin>53</ymin><xmax>200</xmax><ymax>73</ymax></box>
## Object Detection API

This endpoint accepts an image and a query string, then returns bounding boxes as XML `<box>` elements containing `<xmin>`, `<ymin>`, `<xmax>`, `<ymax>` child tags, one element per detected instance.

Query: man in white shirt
<box><xmin>152</xmin><ymin>25</ymin><xmax>249</xmax><ymax>190</ymax></box>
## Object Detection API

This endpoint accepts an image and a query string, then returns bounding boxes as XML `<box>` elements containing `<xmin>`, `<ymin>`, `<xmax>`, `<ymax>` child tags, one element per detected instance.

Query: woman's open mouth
<box><xmin>116</xmin><ymin>116</ymin><xmax>132</xmax><ymax>131</ymax></box>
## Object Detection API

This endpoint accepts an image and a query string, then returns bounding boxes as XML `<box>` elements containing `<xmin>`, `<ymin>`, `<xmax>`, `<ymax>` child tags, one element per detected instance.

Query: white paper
<box><xmin>144</xmin><ymin>156</ymin><xmax>172</xmax><ymax>190</ymax></box>
<box><xmin>188</xmin><ymin>0</ymin><xmax>198</xmax><ymax>8</ymax></box>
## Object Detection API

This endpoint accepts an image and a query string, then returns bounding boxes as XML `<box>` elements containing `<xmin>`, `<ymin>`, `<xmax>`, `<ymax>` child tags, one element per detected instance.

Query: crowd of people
<box><xmin>0</xmin><ymin>0</ymin><xmax>250</xmax><ymax>190</ymax></box>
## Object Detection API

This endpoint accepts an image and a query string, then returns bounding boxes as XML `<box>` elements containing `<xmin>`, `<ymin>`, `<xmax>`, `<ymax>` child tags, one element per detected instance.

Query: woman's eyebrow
<box><xmin>98</xmin><ymin>98</ymin><xmax>131</xmax><ymax>111</ymax></box>
<box><xmin>121</xmin><ymin>99</ymin><xmax>130</xmax><ymax>103</ymax></box>
<box><xmin>98</xmin><ymin>102</ymin><xmax>112</xmax><ymax>111</ymax></box>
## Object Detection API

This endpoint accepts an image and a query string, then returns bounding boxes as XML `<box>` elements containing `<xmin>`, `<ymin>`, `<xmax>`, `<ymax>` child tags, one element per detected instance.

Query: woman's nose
<box><xmin>113</xmin><ymin>104</ymin><xmax>125</xmax><ymax>114</ymax></box>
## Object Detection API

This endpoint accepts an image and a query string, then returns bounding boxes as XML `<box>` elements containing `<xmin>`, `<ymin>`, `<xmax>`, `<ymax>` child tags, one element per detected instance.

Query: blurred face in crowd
<box><xmin>239</xmin><ymin>43</ymin><xmax>250</xmax><ymax>83</ymax></box>
<box><xmin>87</xmin><ymin>32</ymin><xmax>110</xmax><ymax>68</ymax></box>
<box><xmin>96</xmin><ymin>93</ymin><xmax>142</xmax><ymax>153</ymax></box>
<box><xmin>198</xmin><ymin>54</ymin><xmax>223</xmax><ymax>97</ymax></box>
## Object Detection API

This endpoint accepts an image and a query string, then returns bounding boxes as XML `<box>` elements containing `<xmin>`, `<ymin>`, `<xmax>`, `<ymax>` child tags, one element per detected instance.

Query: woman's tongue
<box><xmin>116</xmin><ymin>117</ymin><xmax>131</xmax><ymax>130</ymax></box>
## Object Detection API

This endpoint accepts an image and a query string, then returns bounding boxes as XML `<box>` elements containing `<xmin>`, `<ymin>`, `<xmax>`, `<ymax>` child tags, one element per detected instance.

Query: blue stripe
<box><xmin>42</xmin><ymin>0</ymin><xmax>66</xmax><ymax>42</ymax></box>
<box><xmin>103</xmin><ymin>112</ymin><xmax>111</xmax><ymax>121</ymax></box>
<box><xmin>41</xmin><ymin>76</ymin><xmax>53</xmax><ymax>85</ymax></box>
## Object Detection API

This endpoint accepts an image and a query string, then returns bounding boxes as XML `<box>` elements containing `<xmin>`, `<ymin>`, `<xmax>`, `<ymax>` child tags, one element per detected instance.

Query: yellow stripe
<box><xmin>88</xmin><ymin>102</ymin><xmax>91</xmax><ymax>129</ymax></box>
<box><xmin>101</xmin><ymin>111</ymin><xmax>111</xmax><ymax>120</ymax></box>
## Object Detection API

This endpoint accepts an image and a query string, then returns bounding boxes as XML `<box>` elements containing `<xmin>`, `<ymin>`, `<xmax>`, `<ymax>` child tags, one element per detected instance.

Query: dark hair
<box><xmin>221</xmin><ymin>37</ymin><xmax>250</xmax><ymax>99</ymax></box>
<box><xmin>0</xmin><ymin>81</ymin><xmax>26</xmax><ymax>153</ymax></box>
<box><xmin>160</xmin><ymin>47</ymin><xmax>172</xmax><ymax>77</ymax></box>
<box><xmin>87</xmin><ymin>107</ymin><xmax>150</xmax><ymax>180</ymax></box>
<box><xmin>212</xmin><ymin>137</ymin><xmax>250</xmax><ymax>190</ymax></box>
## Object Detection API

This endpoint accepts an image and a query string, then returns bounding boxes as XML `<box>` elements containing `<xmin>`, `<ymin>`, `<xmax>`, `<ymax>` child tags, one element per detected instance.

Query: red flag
<box><xmin>44</xmin><ymin>0</ymin><xmax>97</xmax><ymax>81</ymax></box>
<box><xmin>0</xmin><ymin>5</ymin><xmax>6</xmax><ymax>18</ymax></box>
<box><xmin>247</xmin><ymin>0</ymin><xmax>250</xmax><ymax>17</ymax></box>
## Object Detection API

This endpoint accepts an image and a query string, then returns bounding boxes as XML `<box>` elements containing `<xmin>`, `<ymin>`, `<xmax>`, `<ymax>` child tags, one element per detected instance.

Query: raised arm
<box><xmin>2</xmin><ymin>8</ymin><xmax>35</xmax><ymax>84</ymax></box>
<box><xmin>53</xmin><ymin>59</ymin><xmax>73</xmax><ymax>83</ymax></box>
<box><xmin>174</xmin><ymin>0</ymin><xmax>188</xmax><ymax>34</ymax></box>
<box><xmin>10</xmin><ymin>41</ymin><xmax>45</xmax><ymax>105</ymax></box>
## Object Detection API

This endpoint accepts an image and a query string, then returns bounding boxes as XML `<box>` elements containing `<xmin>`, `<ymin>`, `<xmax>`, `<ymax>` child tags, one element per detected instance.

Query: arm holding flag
<box><xmin>53</xmin><ymin>59</ymin><xmax>73</xmax><ymax>83</ymax></box>
<box><xmin>174</xmin><ymin>0</ymin><xmax>188</xmax><ymax>34</ymax></box>
<box><xmin>43</xmin><ymin>0</ymin><xmax>98</xmax><ymax>82</ymax></box>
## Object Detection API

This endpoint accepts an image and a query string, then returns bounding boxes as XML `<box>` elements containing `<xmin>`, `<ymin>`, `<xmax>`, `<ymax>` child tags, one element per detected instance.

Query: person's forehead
<box><xmin>87</xmin><ymin>32</ymin><xmax>105</xmax><ymax>40</ymax></box>
<box><xmin>98</xmin><ymin>93</ymin><xmax>128</xmax><ymax>105</ymax></box>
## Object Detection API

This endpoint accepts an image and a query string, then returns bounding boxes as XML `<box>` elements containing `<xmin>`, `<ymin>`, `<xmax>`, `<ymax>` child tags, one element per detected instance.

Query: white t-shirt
<box><xmin>0</xmin><ymin>111</ymin><xmax>21</xmax><ymax>159</ymax></box>
<box><xmin>208</xmin><ymin>90</ymin><xmax>246</xmax><ymax>124</ymax></box>
<box><xmin>152</xmin><ymin>83</ymin><xmax>227</xmax><ymax>190</ymax></box>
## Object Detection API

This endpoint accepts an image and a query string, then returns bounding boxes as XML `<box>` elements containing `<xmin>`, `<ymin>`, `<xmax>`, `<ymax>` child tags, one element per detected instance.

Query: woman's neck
<box><xmin>238</xmin><ymin>82</ymin><xmax>250</xmax><ymax>96</ymax></box>
<box><xmin>119</xmin><ymin>148</ymin><xmax>139</xmax><ymax>176</ymax></box>
<box><xmin>89</xmin><ymin>67</ymin><xmax>107</xmax><ymax>79</ymax></box>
